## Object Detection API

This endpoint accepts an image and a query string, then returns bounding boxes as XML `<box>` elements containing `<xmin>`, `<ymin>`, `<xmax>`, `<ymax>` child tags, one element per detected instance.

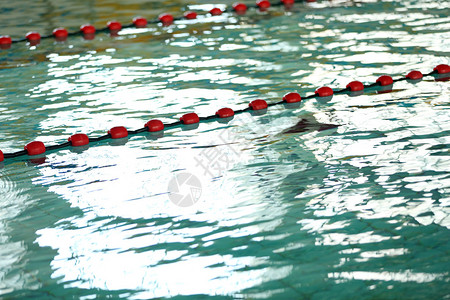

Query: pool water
<box><xmin>1</xmin><ymin>0</ymin><xmax>449</xmax><ymax>298</ymax></box>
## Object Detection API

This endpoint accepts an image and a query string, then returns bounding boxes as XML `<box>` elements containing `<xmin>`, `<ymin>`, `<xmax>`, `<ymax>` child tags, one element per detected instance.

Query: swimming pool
<box><xmin>0</xmin><ymin>0</ymin><xmax>449</xmax><ymax>298</ymax></box>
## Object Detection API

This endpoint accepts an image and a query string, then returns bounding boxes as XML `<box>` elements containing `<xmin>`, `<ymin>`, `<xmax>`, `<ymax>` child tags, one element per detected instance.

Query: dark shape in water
<box><xmin>282</xmin><ymin>115</ymin><xmax>339</xmax><ymax>134</ymax></box>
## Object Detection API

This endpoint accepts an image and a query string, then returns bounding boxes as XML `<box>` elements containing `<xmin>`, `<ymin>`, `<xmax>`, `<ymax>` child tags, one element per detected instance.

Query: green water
<box><xmin>0</xmin><ymin>0</ymin><xmax>449</xmax><ymax>298</ymax></box>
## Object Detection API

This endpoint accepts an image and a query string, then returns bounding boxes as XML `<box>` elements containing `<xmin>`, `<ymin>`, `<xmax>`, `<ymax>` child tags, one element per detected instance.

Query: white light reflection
<box><xmin>32</xmin><ymin>116</ymin><xmax>294</xmax><ymax>297</ymax></box>
<box><xmin>315</xmin><ymin>231</ymin><xmax>393</xmax><ymax>246</ymax></box>
<box><xmin>37</xmin><ymin>216</ymin><xmax>293</xmax><ymax>297</ymax></box>
<box><xmin>8</xmin><ymin>1</ymin><xmax>448</xmax><ymax>296</ymax></box>
<box><xmin>328</xmin><ymin>270</ymin><xmax>447</xmax><ymax>283</ymax></box>
<box><xmin>0</xmin><ymin>174</ymin><xmax>43</xmax><ymax>293</ymax></box>
<box><xmin>358</xmin><ymin>248</ymin><xmax>408</xmax><ymax>260</ymax></box>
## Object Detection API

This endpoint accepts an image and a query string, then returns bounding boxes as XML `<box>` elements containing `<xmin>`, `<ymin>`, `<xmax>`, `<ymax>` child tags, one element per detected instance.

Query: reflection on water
<box><xmin>0</xmin><ymin>0</ymin><xmax>449</xmax><ymax>298</ymax></box>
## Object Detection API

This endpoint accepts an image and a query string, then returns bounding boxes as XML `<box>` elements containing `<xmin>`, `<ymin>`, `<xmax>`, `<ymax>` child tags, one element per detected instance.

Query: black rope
<box><xmin>165</xmin><ymin>120</ymin><xmax>183</xmax><ymax>128</ymax></box>
<box><xmin>3</xmin><ymin>150</ymin><xmax>28</xmax><ymax>158</ymax></box>
<box><xmin>1</xmin><ymin>4</ymin><xmax>446</xmax><ymax>161</ymax></box>
<box><xmin>267</xmin><ymin>100</ymin><xmax>284</xmax><ymax>107</ymax></box>
<box><xmin>89</xmin><ymin>134</ymin><xmax>111</xmax><ymax>142</ymax></box>
<box><xmin>8</xmin><ymin>1</ymin><xmax>301</xmax><ymax>44</ymax></box>
<box><xmin>46</xmin><ymin>142</ymin><xmax>71</xmax><ymax>151</ymax></box>
<box><xmin>234</xmin><ymin>107</ymin><xmax>252</xmax><ymax>114</ymax></box>
<box><xmin>199</xmin><ymin>115</ymin><xmax>219</xmax><ymax>121</ymax></box>
<box><xmin>129</xmin><ymin>127</ymin><xmax>148</xmax><ymax>134</ymax></box>
<box><xmin>0</xmin><ymin>69</ymin><xmax>446</xmax><ymax>160</ymax></box>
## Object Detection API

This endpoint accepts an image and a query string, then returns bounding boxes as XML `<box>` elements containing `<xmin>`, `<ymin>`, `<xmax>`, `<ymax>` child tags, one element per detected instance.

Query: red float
<box><xmin>108</xmin><ymin>126</ymin><xmax>128</xmax><ymax>139</ymax></box>
<box><xmin>68</xmin><ymin>134</ymin><xmax>89</xmax><ymax>147</ymax></box>
<box><xmin>376</xmin><ymin>75</ymin><xmax>393</xmax><ymax>86</ymax></box>
<box><xmin>216</xmin><ymin>108</ymin><xmax>235</xmax><ymax>118</ymax></box>
<box><xmin>53</xmin><ymin>28</ymin><xmax>68</xmax><ymax>41</ymax></box>
<box><xmin>406</xmin><ymin>70</ymin><xmax>423</xmax><ymax>80</ymax></box>
<box><xmin>107</xmin><ymin>21</ymin><xmax>122</xmax><ymax>31</ymax></box>
<box><xmin>257</xmin><ymin>0</ymin><xmax>271</xmax><ymax>10</ymax></box>
<box><xmin>249</xmin><ymin>99</ymin><xmax>268</xmax><ymax>110</ymax></box>
<box><xmin>24</xmin><ymin>141</ymin><xmax>46</xmax><ymax>156</ymax></box>
<box><xmin>26</xmin><ymin>32</ymin><xmax>41</xmax><ymax>41</ymax></box>
<box><xmin>80</xmin><ymin>24</ymin><xmax>96</xmax><ymax>34</ymax></box>
<box><xmin>0</xmin><ymin>35</ymin><xmax>12</xmax><ymax>45</ymax></box>
<box><xmin>434</xmin><ymin>64</ymin><xmax>450</xmax><ymax>74</ymax></box>
<box><xmin>145</xmin><ymin>120</ymin><xmax>165</xmax><ymax>132</ymax></box>
<box><xmin>233</xmin><ymin>3</ymin><xmax>248</xmax><ymax>14</ymax></box>
<box><xmin>0</xmin><ymin>36</ymin><xmax>11</xmax><ymax>49</ymax></box>
<box><xmin>315</xmin><ymin>86</ymin><xmax>334</xmax><ymax>97</ymax></box>
<box><xmin>180</xmin><ymin>113</ymin><xmax>200</xmax><ymax>124</ymax></box>
<box><xmin>210</xmin><ymin>8</ymin><xmax>223</xmax><ymax>15</ymax></box>
<box><xmin>159</xmin><ymin>13</ymin><xmax>174</xmax><ymax>25</ymax></box>
<box><xmin>184</xmin><ymin>11</ymin><xmax>197</xmax><ymax>19</ymax></box>
<box><xmin>346</xmin><ymin>81</ymin><xmax>364</xmax><ymax>92</ymax></box>
<box><xmin>133</xmin><ymin>17</ymin><xmax>148</xmax><ymax>28</ymax></box>
<box><xmin>0</xmin><ymin>150</ymin><xmax>3</xmax><ymax>162</ymax></box>
<box><xmin>283</xmin><ymin>92</ymin><xmax>302</xmax><ymax>103</ymax></box>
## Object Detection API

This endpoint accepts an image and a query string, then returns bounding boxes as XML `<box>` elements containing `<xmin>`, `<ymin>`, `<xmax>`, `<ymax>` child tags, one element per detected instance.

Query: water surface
<box><xmin>0</xmin><ymin>0</ymin><xmax>449</xmax><ymax>298</ymax></box>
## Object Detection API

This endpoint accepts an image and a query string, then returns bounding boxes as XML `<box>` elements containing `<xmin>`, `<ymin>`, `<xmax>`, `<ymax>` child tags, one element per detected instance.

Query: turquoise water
<box><xmin>1</xmin><ymin>0</ymin><xmax>449</xmax><ymax>298</ymax></box>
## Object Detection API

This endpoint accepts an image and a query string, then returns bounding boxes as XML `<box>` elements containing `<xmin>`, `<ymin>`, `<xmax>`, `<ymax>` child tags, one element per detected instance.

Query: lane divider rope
<box><xmin>0</xmin><ymin>64</ymin><xmax>448</xmax><ymax>162</ymax></box>
<box><xmin>0</xmin><ymin>0</ymin><xmax>313</xmax><ymax>48</ymax></box>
